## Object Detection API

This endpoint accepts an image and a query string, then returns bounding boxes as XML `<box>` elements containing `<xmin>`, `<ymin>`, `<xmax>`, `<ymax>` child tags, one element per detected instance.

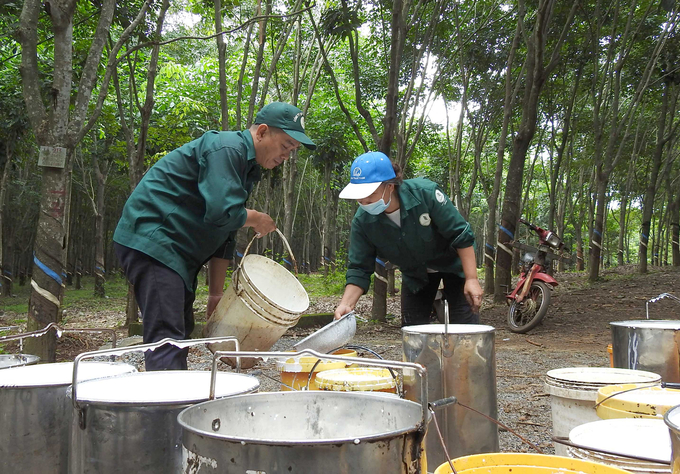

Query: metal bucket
<box><xmin>664</xmin><ymin>405</ymin><xmax>680</xmax><ymax>474</ymax></box>
<box><xmin>178</xmin><ymin>349</ymin><xmax>434</xmax><ymax>473</ymax></box>
<box><xmin>402</xmin><ymin>323</ymin><xmax>499</xmax><ymax>468</ymax></box>
<box><xmin>68</xmin><ymin>336</ymin><xmax>255</xmax><ymax>474</ymax></box>
<box><xmin>0</xmin><ymin>361</ymin><xmax>136</xmax><ymax>474</ymax></box>
<box><xmin>69</xmin><ymin>370</ymin><xmax>259</xmax><ymax>473</ymax></box>
<box><xmin>611</xmin><ymin>320</ymin><xmax>680</xmax><ymax>383</ymax></box>
<box><xmin>0</xmin><ymin>353</ymin><xmax>40</xmax><ymax>369</ymax></box>
<box><xmin>179</xmin><ymin>391</ymin><xmax>427</xmax><ymax>473</ymax></box>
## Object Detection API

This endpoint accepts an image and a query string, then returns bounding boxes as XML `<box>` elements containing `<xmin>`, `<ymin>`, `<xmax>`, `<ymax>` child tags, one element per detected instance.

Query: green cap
<box><xmin>254</xmin><ymin>102</ymin><xmax>316</xmax><ymax>150</ymax></box>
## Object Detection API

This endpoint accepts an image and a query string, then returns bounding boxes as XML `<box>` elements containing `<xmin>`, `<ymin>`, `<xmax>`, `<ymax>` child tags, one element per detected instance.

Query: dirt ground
<box><xmin>2</xmin><ymin>265</ymin><xmax>680</xmax><ymax>457</ymax></box>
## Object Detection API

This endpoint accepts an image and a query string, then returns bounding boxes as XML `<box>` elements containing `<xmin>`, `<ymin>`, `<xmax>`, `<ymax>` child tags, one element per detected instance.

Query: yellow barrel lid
<box><xmin>315</xmin><ymin>367</ymin><xmax>396</xmax><ymax>391</ymax></box>
<box><xmin>597</xmin><ymin>383</ymin><xmax>680</xmax><ymax>418</ymax></box>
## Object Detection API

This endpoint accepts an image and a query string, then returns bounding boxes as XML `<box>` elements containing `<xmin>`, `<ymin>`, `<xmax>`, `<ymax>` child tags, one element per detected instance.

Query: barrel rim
<box><xmin>178</xmin><ymin>391</ymin><xmax>426</xmax><ymax>445</ymax></box>
<box><xmin>0</xmin><ymin>361</ymin><xmax>136</xmax><ymax>388</ymax></box>
<box><xmin>241</xmin><ymin>254</ymin><xmax>310</xmax><ymax>314</ymax></box>
<box><xmin>401</xmin><ymin>323</ymin><xmax>496</xmax><ymax>335</ymax></box>
<box><xmin>0</xmin><ymin>353</ymin><xmax>40</xmax><ymax>369</ymax></box>
<box><xmin>610</xmin><ymin>320</ymin><xmax>680</xmax><ymax>329</ymax></box>
<box><xmin>664</xmin><ymin>404</ymin><xmax>680</xmax><ymax>431</ymax></box>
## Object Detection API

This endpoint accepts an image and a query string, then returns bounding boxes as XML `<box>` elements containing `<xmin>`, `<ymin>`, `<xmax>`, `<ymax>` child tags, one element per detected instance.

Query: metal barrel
<box><xmin>402</xmin><ymin>324</ymin><xmax>499</xmax><ymax>468</ymax></box>
<box><xmin>611</xmin><ymin>320</ymin><xmax>680</xmax><ymax>383</ymax></box>
<box><xmin>0</xmin><ymin>362</ymin><xmax>136</xmax><ymax>474</ymax></box>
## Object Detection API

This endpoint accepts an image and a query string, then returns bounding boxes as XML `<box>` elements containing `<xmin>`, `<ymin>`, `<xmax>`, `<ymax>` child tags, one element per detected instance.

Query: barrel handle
<box><xmin>210</xmin><ymin>349</ymin><xmax>430</xmax><ymax>428</ymax></box>
<box><xmin>71</xmin><ymin>336</ymin><xmax>240</xmax><ymax>410</ymax></box>
<box><xmin>0</xmin><ymin>322</ymin><xmax>117</xmax><ymax>351</ymax></box>
<box><xmin>234</xmin><ymin>228</ymin><xmax>298</xmax><ymax>294</ymax></box>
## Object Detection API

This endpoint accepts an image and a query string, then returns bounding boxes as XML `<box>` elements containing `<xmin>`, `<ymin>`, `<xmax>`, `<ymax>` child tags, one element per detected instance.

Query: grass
<box><xmin>0</xmin><ymin>271</ymin><xmax>349</xmax><ymax>320</ymax></box>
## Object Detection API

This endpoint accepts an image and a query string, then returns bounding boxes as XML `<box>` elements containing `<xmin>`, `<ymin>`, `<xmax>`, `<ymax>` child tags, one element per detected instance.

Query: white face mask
<box><xmin>359</xmin><ymin>186</ymin><xmax>391</xmax><ymax>215</ymax></box>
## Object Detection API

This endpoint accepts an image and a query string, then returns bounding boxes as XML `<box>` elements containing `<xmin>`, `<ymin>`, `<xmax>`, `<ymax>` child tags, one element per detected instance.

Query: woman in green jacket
<box><xmin>334</xmin><ymin>151</ymin><xmax>483</xmax><ymax>326</ymax></box>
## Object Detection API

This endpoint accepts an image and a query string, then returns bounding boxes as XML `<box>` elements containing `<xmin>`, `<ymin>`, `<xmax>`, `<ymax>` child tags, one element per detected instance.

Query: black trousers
<box><xmin>401</xmin><ymin>272</ymin><xmax>479</xmax><ymax>327</ymax></box>
<box><xmin>115</xmin><ymin>243</ymin><xmax>195</xmax><ymax>370</ymax></box>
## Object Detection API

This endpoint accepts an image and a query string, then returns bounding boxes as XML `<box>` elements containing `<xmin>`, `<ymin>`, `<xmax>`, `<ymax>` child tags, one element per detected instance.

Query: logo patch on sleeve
<box><xmin>435</xmin><ymin>189</ymin><xmax>446</xmax><ymax>203</ymax></box>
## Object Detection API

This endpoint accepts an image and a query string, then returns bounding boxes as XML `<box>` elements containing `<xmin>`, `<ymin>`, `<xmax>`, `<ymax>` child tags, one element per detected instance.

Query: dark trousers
<box><xmin>401</xmin><ymin>272</ymin><xmax>479</xmax><ymax>327</ymax></box>
<box><xmin>115</xmin><ymin>243</ymin><xmax>195</xmax><ymax>370</ymax></box>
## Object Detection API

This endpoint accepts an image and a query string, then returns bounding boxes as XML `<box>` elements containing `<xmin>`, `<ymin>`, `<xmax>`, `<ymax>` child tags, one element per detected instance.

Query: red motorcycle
<box><xmin>506</xmin><ymin>218</ymin><xmax>569</xmax><ymax>333</ymax></box>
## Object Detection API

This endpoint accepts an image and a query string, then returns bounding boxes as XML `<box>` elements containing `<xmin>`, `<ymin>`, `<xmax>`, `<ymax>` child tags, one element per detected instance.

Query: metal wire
<box><xmin>428</xmin><ymin>407</ymin><xmax>457</xmax><ymax>474</ymax></box>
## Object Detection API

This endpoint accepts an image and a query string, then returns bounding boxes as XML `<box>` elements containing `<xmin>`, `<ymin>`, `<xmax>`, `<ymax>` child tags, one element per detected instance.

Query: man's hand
<box><xmin>245</xmin><ymin>209</ymin><xmax>276</xmax><ymax>236</ymax></box>
<box><xmin>207</xmin><ymin>294</ymin><xmax>222</xmax><ymax>318</ymax></box>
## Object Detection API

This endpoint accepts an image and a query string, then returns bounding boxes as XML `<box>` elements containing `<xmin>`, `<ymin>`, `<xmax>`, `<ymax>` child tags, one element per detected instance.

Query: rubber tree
<box><xmin>494</xmin><ymin>0</ymin><xmax>578</xmax><ymax>303</ymax></box>
<box><xmin>588</xmin><ymin>3</ymin><xmax>679</xmax><ymax>281</ymax></box>
<box><xmin>16</xmin><ymin>0</ymin><xmax>148</xmax><ymax>360</ymax></box>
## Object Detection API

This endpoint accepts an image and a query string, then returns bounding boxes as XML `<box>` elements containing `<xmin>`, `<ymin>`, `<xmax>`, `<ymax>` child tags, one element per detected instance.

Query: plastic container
<box><xmin>315</xmin><ymin>367</ymin><xmax>397</xmax><ymax>393</ymax></box>
<box><xmin>567</xmin><ymin>418</ymin><xmax>670</xmax><ymax>473</ymax></box>
<box><xmin>434</xmin><ymin>452</ymin><xmax>633</xmax><ymax>474</ymax></box>
<box><xmin>544</xmin><ymin>367</ymin><xmax>661</xmax><ymax>456</ymax></box>
<box><xmin>596</xmin><ymin>383</ymin><xmax>680</xmax><ymax>420</ymax></box>
<box><xmin>607</xmin><ymin>344</ymin><xmax>613</xmax><ymax>367</ymax></box>
<box><xmin>204</xmin><ymin>252</ymin><xmax>309</xmax><ymax>368</ymax></box>
<box><xmin>276</xmin><ymin>349</ymin><xmax>357</xmax><ymax>391</ymax></box>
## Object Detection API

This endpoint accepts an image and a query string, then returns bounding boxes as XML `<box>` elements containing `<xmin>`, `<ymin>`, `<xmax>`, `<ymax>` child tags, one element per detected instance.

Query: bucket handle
<box><xmin>210</xmin><ymin>349</ymin><xmax>431</xmax><ymax>428</ymax></box>
<box><xmin>0</xmin><ymin>322</ymin><xmax>117</xmax><ymax>352</ymax></box>
<box><xmin>234</xmin><ymin>229</ymin><xmax>298</xmax><ymax>294</ymax></box>
<box><xmin>71</xmin><ymin>336</ymin><xmax>241</xmax><ymax>412</ymax></box>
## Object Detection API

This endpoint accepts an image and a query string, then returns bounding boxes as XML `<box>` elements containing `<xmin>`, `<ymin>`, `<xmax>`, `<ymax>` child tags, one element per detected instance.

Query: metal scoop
<box><xmin>291</xmin><ymin>311</ymin><xmax>357</xmax><ymax>354</ymax></box>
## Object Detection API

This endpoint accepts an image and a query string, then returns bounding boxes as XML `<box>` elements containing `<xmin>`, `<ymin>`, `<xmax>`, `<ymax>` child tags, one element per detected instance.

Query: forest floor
<box><xmin>2</xmin><ymin>265</ymin><xmax>680</xmax><ymax>457</ymax></box>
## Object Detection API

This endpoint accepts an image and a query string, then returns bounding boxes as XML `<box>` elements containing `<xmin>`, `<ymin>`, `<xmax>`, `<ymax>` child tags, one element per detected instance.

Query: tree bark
<box><xmin>0</xmin><ymin>143</ymin><xmax>11</xmax><ymax>296</ymax></box>
<box><xmin>214</xmin><ymin>0</ymin><xmax>229</xmax><ymax>131</ymax></box>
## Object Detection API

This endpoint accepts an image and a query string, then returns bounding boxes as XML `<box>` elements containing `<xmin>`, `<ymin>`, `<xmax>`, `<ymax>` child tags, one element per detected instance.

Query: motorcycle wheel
<box><xmin>507</xmin><ymin>281</ymin><xmax>551</xmax><ymax>333</ymax></box>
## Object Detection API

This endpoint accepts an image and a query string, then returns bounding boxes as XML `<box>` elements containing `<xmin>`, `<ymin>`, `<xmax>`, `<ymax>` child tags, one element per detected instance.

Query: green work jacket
<box><xmin>113</xmin><ymin>130</ymin><xmax>261</xmax><ymax>291</ymax></box>
<box><xmin>346</xmin><ymin>178</ymin><xmax>475</xmax><ymax>293</ymax></box>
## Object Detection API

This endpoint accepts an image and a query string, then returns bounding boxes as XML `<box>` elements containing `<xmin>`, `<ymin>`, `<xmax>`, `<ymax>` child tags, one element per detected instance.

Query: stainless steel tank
<box><xmin>68</xmin><ymin>337</ymin><xmax>256</xmax><ymax>474</ymax></box>
<box><xmin>665</xmin><ymin>404</ymin><xmax>680</xmax><ymax>474</ymax></box>
<box><xmin>178</xmin><ymin>349</ymin><xmax>433</xmax><ymax>474</ymax></box>
<box><xmin>611</xmin><ymin>320</ymin><xmax>680</xmax><ymax>383</ymax></box>
<box><xmin>402</xmin><ymin>323</ymin><xmax>498</xmax><ymax>468</ymax></box>
<box><xmin>0</xmin><ymin>361</ymin><xmax>136</xmax><ymax>474</ymax></box>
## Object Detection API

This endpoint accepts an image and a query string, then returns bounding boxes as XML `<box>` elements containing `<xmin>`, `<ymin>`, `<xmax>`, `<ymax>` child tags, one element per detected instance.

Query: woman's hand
<box><xmin>334</xmin><ymin>303</ymin><xmax>353</xmax><ymax>320</ymax></box>
<box><xmin>463</xmin><ymin>278</ymin><xmax>483</xmax><ymax>313</ymax></box>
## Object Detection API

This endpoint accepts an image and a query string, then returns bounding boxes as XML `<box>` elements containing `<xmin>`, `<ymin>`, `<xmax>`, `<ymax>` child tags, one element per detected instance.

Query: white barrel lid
<box><xmin>546</xmin><ymin>367</ymin><xmax>661</xmax><ymax>388</ymax></box>
<box><xmin>75</xmin><ymin>371</ymin><xmax>259</xmax><ymax>404</ymax></box>
<box><xmin>402</xmin><ymin>324</ymin><xmax>495</xmax><ymax>335</ymax></box>
<box><xmin>0</xmin><ymin>361</ymin><xmax>136</xmax><ymax>388</ymax></box>
<box><xmin>569</xmin><ymin>418</ymin><xmax>671</xmax><ymax>464</ymax></box>
<box><xmin>611</xmin><ymin>320</ymin><xmax>680</xmax><ymax>330</ymax></box>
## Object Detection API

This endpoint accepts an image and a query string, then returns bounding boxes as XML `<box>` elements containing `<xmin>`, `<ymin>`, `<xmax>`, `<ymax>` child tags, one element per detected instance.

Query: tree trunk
<box><xmin>639</xmin><ymin>79</ymin><xmax>672</xmax><ymax>273</ymax></box>
<box><xmin>494</xmin><ymin>0</ymin><xmax>576</xmax><ymax>302</ymax></box>
<box><xmin>672</xmin><ymin>189</ymin><xmax>679</xmax><ymax>266</ymax></box>
<box><xmin>0</xmin><ymin>143</ymin><xmax>11</xmax><ymax>297</ymax></box>
<box><xmin>93</xmin><ymin>159</ymin><xmax>107</xmax><ymax>298</ymax></box>
<box><xmin>372</xmin><ymin>260</ymin><xmax>387</xmax><ymax>322</ymax></box>
<box><xmin>214</xmin><ymin>0</ymin><xmax>229</xmax><ymax>131</ymax></box>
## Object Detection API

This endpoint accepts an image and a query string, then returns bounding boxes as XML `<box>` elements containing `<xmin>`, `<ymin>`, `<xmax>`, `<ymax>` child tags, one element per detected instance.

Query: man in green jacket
<box><xmin>333</xmin><ymin>151</ymin><xmax>482</xmax><ymax>325</ymax></box>
<box><xmin>114</xmin><ymin>102</ymin><xmax>315</xmax><ymax>370</ymax></box>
